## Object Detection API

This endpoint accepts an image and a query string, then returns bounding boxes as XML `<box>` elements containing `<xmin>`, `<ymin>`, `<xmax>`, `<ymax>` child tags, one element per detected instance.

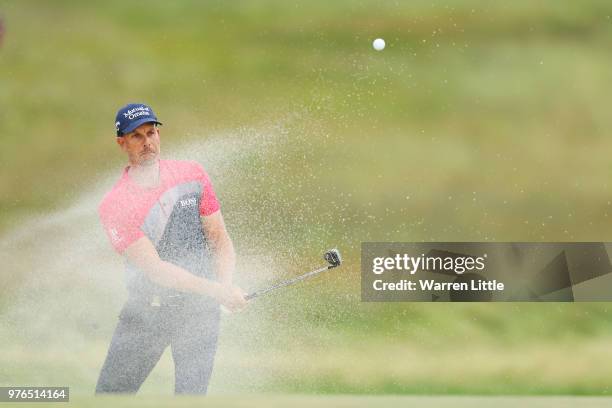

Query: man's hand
<box><xmin>213</xmin><ymin>282</ymin><xmax>248</xmax><ymax>312</ymax></box>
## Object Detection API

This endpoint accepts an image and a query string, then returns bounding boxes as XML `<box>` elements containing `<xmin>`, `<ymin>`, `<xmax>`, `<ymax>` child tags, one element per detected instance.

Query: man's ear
<box><xmin>116</xmin><ymin>137</ymin><xmax>125</xmax><ymax>149</ymax></box>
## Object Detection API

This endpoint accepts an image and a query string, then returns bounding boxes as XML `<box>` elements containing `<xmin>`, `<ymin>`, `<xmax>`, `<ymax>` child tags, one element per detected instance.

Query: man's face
<box><xmin>116</xmin><ymin>123</ymin><xmax>160</xmax><ymax>166</ymax></box>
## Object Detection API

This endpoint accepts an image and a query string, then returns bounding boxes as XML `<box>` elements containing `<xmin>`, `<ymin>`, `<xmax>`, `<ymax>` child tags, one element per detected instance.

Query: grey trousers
<box><xmin>95</xmin><ymin>296</ymin><xmax>220</xmax><ymax>394</ymax></box>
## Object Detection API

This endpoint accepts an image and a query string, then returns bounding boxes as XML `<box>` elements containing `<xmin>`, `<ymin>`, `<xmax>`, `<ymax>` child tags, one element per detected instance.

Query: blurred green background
<box><xmin>2</xmin><ymin>0</ymin><xmax>612</xmax><ymax>399</ymax></box>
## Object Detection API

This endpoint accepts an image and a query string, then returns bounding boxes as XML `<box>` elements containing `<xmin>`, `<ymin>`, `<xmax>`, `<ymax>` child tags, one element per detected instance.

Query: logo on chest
<box><xmin>179</xmin><ymin>197</ymin><xmax>197</xmax><ymax>208</ymax></box>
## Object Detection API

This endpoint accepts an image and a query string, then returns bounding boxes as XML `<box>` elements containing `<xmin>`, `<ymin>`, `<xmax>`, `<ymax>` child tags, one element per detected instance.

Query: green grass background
<box><xmin>2</xmin><ymin>0</ymin><xmax>612</xmax><ymax>399</ymax></box>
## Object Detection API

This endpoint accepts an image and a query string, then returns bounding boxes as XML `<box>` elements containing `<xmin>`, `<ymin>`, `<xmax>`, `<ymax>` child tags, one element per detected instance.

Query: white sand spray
<box><xmin>0</xmin><ymin>113</ymin><xmax>340</xmax><ymax>394</ymax></box>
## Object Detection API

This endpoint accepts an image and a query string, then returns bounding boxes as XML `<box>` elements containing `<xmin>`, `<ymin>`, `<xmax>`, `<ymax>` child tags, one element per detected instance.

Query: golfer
<box><xmin>95</xmin><ymin>103</ymin><xmax>247</xmax><ymax>394</ymax></box>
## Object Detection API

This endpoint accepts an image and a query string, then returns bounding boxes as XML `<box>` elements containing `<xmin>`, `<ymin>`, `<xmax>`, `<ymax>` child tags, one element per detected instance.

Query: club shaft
<box><xmin>245</xmin><ymin>265</ymin><xmax>333</xmax><ymax>301</ymax></box>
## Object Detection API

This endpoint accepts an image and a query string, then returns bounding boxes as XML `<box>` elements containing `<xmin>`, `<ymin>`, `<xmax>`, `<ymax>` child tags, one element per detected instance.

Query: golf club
<box><xmin>245</xmin><ymin>248</ymin><xmax>342</xmax><ymax>301</ymax></box>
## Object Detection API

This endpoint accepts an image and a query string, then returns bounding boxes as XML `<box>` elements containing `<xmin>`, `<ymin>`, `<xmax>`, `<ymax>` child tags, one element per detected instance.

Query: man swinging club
<box><xmin>96</xmin><ymin>103</ymin><xmax>247</xmax><ymax>394</ymax></box>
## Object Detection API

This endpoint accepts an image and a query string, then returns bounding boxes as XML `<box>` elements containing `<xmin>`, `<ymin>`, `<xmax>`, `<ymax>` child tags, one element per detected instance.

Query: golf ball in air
<box><xmin>373</xmin><ymin>38</ymin><xmax>385</xmax><ymax>51</ymax></box>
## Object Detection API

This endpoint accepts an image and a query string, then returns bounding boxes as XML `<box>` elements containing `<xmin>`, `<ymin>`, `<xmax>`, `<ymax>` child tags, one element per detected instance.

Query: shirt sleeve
<box><xmin>99</xmin><ymin>200</ymin><xmax>144</xmax><ymax>254</ymax></box>
<box><xmin>195</xmin><ymin>164</ymin><xmax>221</xmax><ymax>216</ymax></box>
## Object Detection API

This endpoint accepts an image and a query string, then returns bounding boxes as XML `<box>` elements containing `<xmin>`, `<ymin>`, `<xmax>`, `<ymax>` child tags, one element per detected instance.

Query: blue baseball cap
<box><xmin>115</xmin><ymin>103</ymin><xmax>162</xmax><ymax>136</ymax></box>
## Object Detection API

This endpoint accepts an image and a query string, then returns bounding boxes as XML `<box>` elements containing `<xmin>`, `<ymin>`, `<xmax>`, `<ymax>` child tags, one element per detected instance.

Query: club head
<box><xmin>324</xmin><ymin>248</ymin><xmax>342</xmax><ymax>268</ymax></box>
